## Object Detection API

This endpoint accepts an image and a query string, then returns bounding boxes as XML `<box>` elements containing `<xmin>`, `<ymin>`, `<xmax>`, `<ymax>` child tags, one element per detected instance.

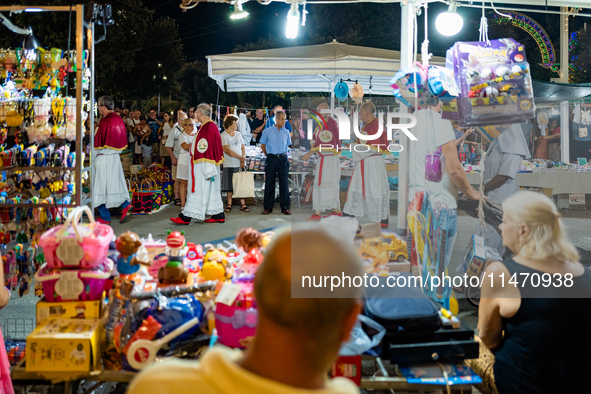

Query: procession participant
<box><xmin>343</xmin><ymin>102</ymin><xmax>390</xmax><ymax>227</ymax></box>
<box><xmin>302</xmin><ymin>103</ymin><xmax>342</xmax><ymax>221</ymax></box>
<box><xmin>170</xmin><ymin>104</ymin><xmax>225</xmax><ymax>225</ymax></box>
<box><xmin>93</xmin><ymin>96</ymin><xmax>132</xmax><ymax>224</ymax></box>
<box><xmin>478</xmin><ymin>123</ymin><xmax>531</xmax><ymax>257</ymax></box>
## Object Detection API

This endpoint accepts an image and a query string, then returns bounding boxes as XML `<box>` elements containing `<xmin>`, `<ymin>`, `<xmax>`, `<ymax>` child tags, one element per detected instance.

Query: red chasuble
<box><xmin>357</xmin><ymin>117</ymin><xmax>389</xmax><ymax>154</ymax></box>
<box><xmin>192</xmin><ymin>120</ymin><xmax>224</xmax><ymax>166</ymax></box>
<box><xmin>311</xmin><ymin>117</ymin><xmax>341</xmax><ymax>155</ymax></box>
<box><xmin>94</xmin><ymin>112</ymin><xmax>127</xmax><ymax>150</ymax></box>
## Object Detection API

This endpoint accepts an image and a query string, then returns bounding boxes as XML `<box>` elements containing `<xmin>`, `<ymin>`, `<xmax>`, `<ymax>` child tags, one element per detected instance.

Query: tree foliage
<box><xmin>0</xmin><ymin>0</ymin><xmax>185</xmax><ymax>105</ymax></box>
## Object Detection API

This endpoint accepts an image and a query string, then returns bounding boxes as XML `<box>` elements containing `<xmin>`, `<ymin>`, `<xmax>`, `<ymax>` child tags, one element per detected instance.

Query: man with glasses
<box><xmin>93</xmin><ymin>96</ymin><xmax>132</xmax><ymax>224</ymax></box>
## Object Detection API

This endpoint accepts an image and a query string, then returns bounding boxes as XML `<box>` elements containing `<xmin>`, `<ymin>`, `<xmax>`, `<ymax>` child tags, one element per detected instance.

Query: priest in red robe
<box><xmin>93</xmin><ymin>96</ymin><xmax>131</xmax><ymax>224</ymax></box>
<box><xmin>302</xmin><ymin>103</ymin><xmax>342</xmax><ymax>221</ymax></box>
<box><xmin>343</xmin><ymin>102</ymin><xmax>391</xmax><ymax>227</ymax></box>
<box><xmin>171</xmin><ymin>104</ymin><xmax>225</xmax><ymax>225</ymax></box>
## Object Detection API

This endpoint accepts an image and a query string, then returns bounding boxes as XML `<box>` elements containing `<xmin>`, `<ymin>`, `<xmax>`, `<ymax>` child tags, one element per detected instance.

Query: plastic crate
<box><xmin>0</xmin><ymin>318</ymin><xmax>36</xmax><ymax>341</ymax></box>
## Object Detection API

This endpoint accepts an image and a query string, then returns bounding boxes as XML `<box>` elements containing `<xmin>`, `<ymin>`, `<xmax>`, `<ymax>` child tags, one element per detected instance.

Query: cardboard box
<box><xmin>36</xmin><ymin>298</ymin><xmax>103</xmax><ymax>326</ymax></box>
<box><xmin>385</xmin><ymin>164</ymin><xmax>399</xmax><ymax>171</ymax></box>
<box><xmin>332</xmin><ymin>355</ymin><xmax>362</xmax><ymax>386</ymax></box>
<box><xmin>26</xmin><ymin>319</ymin><xmax>103</xmax><ymax>372</ymax></box>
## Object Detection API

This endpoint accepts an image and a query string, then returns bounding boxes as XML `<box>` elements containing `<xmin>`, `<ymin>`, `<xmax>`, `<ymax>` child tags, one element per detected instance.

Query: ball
<box><xmin>480</xmin><ymin>67</ymin><xmax>494</xmax><ymax>81</ymax></box>
<box><xmin>495</xmin><ymin>66</ymin><xmax>511</xmax><ymax>78</ymax></box>
<box><xmin>466</xmin><ymin>70</ymin><xmax>481</xmax><ymax>84</ymax></box>
<box><xmin>480</xmin><ymin>87</ymin><xmax>499</xmax><ymax>98</ymax></box>
<box><xmin>511</xmin><ymin>65</ymin><xmax>523</xmax><ymax>74</ymax></box>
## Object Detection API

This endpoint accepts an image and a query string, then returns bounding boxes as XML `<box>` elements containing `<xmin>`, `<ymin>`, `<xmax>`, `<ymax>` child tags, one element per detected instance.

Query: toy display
<box><xmin>445</xmin><ymin>38</ymin><xmax>535</xmax><ymax>126</ymax></box>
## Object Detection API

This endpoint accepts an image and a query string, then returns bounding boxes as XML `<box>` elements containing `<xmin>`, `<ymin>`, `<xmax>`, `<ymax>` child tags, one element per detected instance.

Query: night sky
<box><xmin>141</xmin><ymin>0</ymin><xmax>295</xmax><ymax>60</ymax></box>
<box><xmin>138</xmin><ymin>0</ymin><xmax>579</xmax><ymax>61</ymax></box>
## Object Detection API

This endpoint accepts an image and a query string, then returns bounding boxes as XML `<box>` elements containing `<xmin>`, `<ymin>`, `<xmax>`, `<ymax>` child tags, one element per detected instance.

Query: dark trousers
<box><xmin>264</xmin><ymin>153</ymin><xmax>290</xmax><ymax>211</ymax></box>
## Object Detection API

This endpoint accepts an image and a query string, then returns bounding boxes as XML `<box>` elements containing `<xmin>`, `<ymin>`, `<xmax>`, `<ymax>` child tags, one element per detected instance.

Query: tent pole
<box><xmin>557</xmin><ymin>7</ymin><xmax>570</xmax><ymax>209</ymax></box>
<box><xmin>330</xmin><ymin>76</ymin><xmax>335</xmax><ymax>109</ymax></box>
<box><xmin>396</xmin><ymin>0</ymin><xmax>414</xmax><ymax>235</ymax></box>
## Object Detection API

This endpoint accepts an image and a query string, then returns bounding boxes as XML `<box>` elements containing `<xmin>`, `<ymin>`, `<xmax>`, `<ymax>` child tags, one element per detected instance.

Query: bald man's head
<box><xmin>361</xmin><ymin>102</ymin><xmax>376</xmax><ymax>115</ymax></box>
<box><xmin>255</xmin><ymin>224</ymin><xmax>363</xmax><ymax>346</ymax></box>
<box><xmin>317</xmin><ymin>103</ymin><xmax>329</xmax><ymax>111</ymax></box>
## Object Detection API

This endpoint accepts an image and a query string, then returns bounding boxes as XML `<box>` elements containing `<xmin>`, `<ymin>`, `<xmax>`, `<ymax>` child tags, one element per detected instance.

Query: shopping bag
<box><xmin>148</xmin><ymin>179</ymin><xmax>163</xmax><ymax>211</ymax></box>
<box><xmin>161</xmin><ymin>172</ymin><xmax>174</xmax><ymax>204</ymax></box>
<box><xmin>232</xmin><ymin>169</ymin><xmax>255</xmax><ymax>198</ymax></box>
<box><xmin>131</xmin><ymin>181</ymin><xmax>153</xmax><ymax>215</ymax></box>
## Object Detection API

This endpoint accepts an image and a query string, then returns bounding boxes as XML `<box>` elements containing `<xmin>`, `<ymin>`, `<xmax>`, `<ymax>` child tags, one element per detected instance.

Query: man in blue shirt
<box><xmin>260</xmin><ymin>111</ymin><xmax>292</xmax><ymax>215</ymax></box>
<box><xmin>147</xmin><ymin>109</ymin><xmax>163</xmax><ymax>160</ymax></box>
<box><xmin>267</xmin><ymin>105</ymin><xmax>292</xmax><ymax>134</ymax></box>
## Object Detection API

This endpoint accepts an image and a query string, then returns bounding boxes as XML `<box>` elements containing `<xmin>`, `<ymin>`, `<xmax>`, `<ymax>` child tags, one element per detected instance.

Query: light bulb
<box><xmin>435</xmin><ymin>2</ymin><xmax>463</xmax><ymax>36</ymax></box>
<box><xmin>285</xmin><ymin>3</ymin><xmax>300</xmax><ymax>39</ymax></box>
<box><xmin>230</xmin><ymin>2</ymin><xmax>249</xmax><ymax>20</ymax></box>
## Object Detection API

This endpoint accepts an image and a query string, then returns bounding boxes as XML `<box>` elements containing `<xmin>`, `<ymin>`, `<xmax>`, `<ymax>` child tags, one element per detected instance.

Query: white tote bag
<box><xmin>232</xmin><ymin>169</ymin><xmax>255</xmax><ymax>198</ymax></box>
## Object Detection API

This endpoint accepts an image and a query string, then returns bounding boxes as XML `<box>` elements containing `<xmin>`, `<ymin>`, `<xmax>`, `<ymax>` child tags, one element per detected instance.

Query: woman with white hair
<box><xmin>470</xmin><ymin>191</ymin><xmax>591</xmax><ymax>394</ymax></box>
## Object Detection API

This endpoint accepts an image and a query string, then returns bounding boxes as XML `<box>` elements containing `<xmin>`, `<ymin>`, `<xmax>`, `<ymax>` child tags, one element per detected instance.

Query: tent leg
<box><xmin>396</xmin><ymin>0</ymin><xmax>414</xmax><ymax>235</ymax></box>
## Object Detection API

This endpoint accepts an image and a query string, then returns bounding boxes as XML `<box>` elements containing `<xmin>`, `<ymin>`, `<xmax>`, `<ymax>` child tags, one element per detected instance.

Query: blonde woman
<box><xmin>469</xmin><ymin>191</ymin><xmax>591</xmax><ymax>394</ymax></box>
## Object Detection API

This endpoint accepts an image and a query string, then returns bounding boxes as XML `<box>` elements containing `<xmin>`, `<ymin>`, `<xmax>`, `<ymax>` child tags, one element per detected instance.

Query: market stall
<box><xmin>4</xmin><ymin>205</ymin><xmax>480</xmax><ymax>393</ymax></box>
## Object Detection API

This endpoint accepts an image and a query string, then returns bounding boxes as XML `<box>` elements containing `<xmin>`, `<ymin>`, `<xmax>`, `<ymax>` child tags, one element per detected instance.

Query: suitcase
<box><xmin>364</xmin><ymin>272</ymin><xmax>478</xmax><ymax>364</ymax></box>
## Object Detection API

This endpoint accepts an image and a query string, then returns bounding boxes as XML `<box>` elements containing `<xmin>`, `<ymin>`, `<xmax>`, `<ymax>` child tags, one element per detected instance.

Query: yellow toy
<box><xmin>261</xmin><ymin>231</ymin><xmax>274</xmax><ymax>248</ymax></box>
<box><xmin>200</xmin><ymin>249</ymin><xmax>232</xmax><ymax>281</ymax></box>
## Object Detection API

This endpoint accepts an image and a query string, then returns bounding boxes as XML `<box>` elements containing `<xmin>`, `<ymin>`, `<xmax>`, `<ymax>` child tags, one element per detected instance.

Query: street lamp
<box><xmin>436</xmin><ymin>1</ymin><xmax>463</xmax><ymax>36</ymax></box>
<box><xmin>285</xmin><ymin>2</ymin><xmax>299</xmax><ymax>39</ymax></box>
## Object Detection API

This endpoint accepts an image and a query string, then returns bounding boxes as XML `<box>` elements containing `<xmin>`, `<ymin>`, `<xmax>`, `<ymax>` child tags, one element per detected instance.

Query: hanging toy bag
<box><xmin>38</xmin><ymin>205</ymin><xmax>114</xmax><ymax>269</ymax></box>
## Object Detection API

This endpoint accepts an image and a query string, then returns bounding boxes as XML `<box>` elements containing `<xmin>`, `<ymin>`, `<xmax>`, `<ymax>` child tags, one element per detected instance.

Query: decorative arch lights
<box><xmin>490</xmin><ymin>11</ymin><xmax>558</xmax><ymax>72</ymax></box>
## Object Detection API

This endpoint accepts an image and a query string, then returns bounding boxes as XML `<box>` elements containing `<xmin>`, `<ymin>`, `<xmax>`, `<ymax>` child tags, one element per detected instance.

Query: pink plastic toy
<box><xmin>39</xmin><ymin>206</ymin><xmax>113</xmax><ymax>269</ymax></box>
<box><xmin>215</xmin><ymin>303</ymin><xmax>257</xmax><ymax>349</ymax></box>
<box><xmin>34</xmin><ymin>258</ymin><xmax>114</xmax><ymax>302</ymax></box>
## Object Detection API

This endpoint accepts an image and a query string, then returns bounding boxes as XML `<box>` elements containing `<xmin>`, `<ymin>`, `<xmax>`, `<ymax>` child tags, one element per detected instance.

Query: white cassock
<box><xmin>182</xmin><ymin>137</ymin><xmax>223</xmax><ymax>220</ymax></box>
<box><xmin>343</xmin><ymin>146</ymin><xmax>390</xmax><ymax>223</ymax></box>
<box><xmin>93</xmin><ymin>148</ymin><xmax>130</xmax><ymax>208</ymax></box>
<box><xmin>312</xmin><ymin>153</ymin><xmax>341</xmax><ymax>212</ymax></box>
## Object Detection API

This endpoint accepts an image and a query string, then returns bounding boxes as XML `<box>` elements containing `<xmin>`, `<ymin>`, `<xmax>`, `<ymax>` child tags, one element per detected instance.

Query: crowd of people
<box><xmin>93</xmin><ymin>102</ymin><xmax>309</xmax><ymax>224</ymax></box>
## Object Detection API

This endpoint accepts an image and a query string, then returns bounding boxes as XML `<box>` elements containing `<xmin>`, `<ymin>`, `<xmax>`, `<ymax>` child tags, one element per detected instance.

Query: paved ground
<box><xmin>2</xmin><ymin>199</ymin><xmax>590</xmax><ymax>339</ymax></box>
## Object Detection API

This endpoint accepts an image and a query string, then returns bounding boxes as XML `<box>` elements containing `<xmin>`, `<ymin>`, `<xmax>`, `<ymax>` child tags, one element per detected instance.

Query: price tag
<box><xmin>56</xmin><ymin>238</ymin><xmax>84</xmax><ymax>267</ymax></box>
<box><xmin>215</xmin><ymin>283</ymin><xmax>242</xmax><ymax>306</ymax></box>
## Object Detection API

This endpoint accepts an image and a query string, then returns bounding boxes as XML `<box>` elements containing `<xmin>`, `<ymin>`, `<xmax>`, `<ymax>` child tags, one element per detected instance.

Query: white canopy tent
<box><xmin>207</xmin><ymin>40</ymin><xmax>445</xmax><ymax>95</ymax></box>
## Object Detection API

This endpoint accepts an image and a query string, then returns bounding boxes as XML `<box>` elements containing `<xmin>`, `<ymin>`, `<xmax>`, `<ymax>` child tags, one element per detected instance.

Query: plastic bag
<box><xmin>339</xmin><ymin>314</ymin><xmax>386</xmax><ymax>356</ymax></box>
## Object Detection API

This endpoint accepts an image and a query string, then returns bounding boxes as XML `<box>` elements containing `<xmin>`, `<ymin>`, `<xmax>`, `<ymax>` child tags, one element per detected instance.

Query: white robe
<box><xmin>93</xmin><ymin>148</ymin><xmax>130</xmax><ymax>208</ymax></box>
<box><xmin>312</xmin><ymin>154</ymin><xmax>341</xmax><ymax>212</ymax></box>
<box><xmin>343</xmin><ymin>147</ymin><xmax>390</xmax><ymax>222</ymax></box>
<box><xmin>183</xmin><ymin>138</ymin><xmax>224</xmax><ymax>220</ymax></box>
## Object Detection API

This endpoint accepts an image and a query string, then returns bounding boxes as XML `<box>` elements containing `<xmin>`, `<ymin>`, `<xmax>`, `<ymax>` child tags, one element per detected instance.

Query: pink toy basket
<box><xmin>215</xmin><ymin>303</ymin><xmax>258</xmax><ymax>349</ymax></box>
<box><xmin>34</xmin><ymin>258</ymin><xmax>114</xmax><ymax>302</ymax></box>
<box><xmin>39</xmin><ymin>206</ymin><xmax>114</xmax><ymax>269</ymax></box>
